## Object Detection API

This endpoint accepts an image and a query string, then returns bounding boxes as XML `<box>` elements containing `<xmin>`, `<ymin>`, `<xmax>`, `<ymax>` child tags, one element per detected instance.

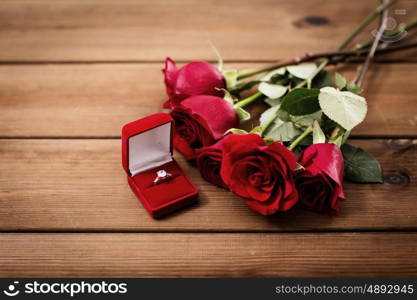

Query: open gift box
<box><xmin>122</xmin><ymin>113</ymin><xmax>198</xmax><ymax>218</ymax></box>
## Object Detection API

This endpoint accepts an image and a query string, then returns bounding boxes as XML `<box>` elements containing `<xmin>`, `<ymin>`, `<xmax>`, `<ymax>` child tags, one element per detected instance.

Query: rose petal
<box><xmin>175</xmin><ymin>61</ymin><xmax>225</xmax><ymax>97</ymax></box>
<box><xmin>219</xmin><ymin>133</ymin><xmax>299</xmax><ymax>215</ymax></box>
<box><xmin>178</xmin><ymin>96</ymin><xmax>239</xmax><ymax>140</ymax></box>
<box><xmin>299</xmin><ymin>143</ymin><xmax>344</xmax><ymax>185</ymax></box>
<box><xmin>162</xmin><ymin>58</ymin><xmax>225</xmax><ymax>108</ymax></box>
<box><xmin>173</xmin><ymin>135</ymin><xmax>196</xmax><ymax>161</ymax></box>
<box><xmin>162</xmin><ymin>57</ymin><xmax>179</xmax><ymax>108</ymax></box>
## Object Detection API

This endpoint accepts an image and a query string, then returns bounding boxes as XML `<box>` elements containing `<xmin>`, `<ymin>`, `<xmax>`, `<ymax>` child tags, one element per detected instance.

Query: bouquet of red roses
<box><xmin>161</xmin><ymin>0</ymin><xmax>416</xmax><ymax>215</ymax></box>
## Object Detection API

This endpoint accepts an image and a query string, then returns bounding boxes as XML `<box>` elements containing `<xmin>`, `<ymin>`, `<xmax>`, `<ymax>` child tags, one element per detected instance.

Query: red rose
<box><xmin>295</xmin><ymin>143</ymin><xmax>345</xmax><ymax>215</ymax></box>
<box><xmin>220</xmin><ymin>134</ymin><xmax>298</xmax><ymax>215</ymax></box>
<box><xmin>195</xmin><ymin>138</ymin><xmax>228</xmax><ymax>188</ymax></box>
<box><xmin>163</xmin><ymin>57</ymin><xmax>225</xmax><ymax>108</ymax></box>
<box><xmin>171</xmin><ymin>95</ymin><xmax>238</xmax><ymax>160</ymax></box>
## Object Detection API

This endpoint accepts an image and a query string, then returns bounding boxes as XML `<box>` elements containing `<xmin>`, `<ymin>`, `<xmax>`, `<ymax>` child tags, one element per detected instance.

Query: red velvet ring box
<box><xmin>122</xmin><ymin>113</ymin><xmax>198</xmax><ymax>218</ymax></box>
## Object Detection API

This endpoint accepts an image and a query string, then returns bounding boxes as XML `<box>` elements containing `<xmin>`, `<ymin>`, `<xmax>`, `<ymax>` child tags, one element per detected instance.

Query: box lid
<box><xmin>122</xmin><ymin>113</ymin><xmax>173</xmax><ymax>176</ymax></box>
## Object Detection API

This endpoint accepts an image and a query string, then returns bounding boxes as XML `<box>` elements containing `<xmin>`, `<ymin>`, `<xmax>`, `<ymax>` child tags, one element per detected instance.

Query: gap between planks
<box><xmin>0</xmin><ymin>136</ymin><xmax>416</xmax><ymax>140</ymax></box>
<box><xmin>0</xmin><ymin>138</ymin><xmax>415</xmax><ymax>232</ymax></box>
<box><xmin>0</xmin><ymin>60</ymin><xmax>417</xmax><ymax>65</ymax></box>
<box><xmin>1</xmin><ymin>228</ymin><xmax>417</xmax><ymax>234</ymax></box>
<box><xmin>1</xmin><ymin>232</ymin><xmax>417</xmax><ymax>277</ymax></box>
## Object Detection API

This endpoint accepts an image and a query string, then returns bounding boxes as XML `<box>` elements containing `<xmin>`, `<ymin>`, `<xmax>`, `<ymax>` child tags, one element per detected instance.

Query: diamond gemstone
<box><xmin>157</xmin><ymin>170</ymin><xmax>167</xmax><ymax>177</ymax></box>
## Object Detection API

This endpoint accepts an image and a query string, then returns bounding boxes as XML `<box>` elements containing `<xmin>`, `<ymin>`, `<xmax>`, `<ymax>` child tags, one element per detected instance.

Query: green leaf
<box><xmin>280</xmin><ymin>88</ymin><xmax>320</xmax><ymax>115</ymax></box>
<box><xmin>277</xmin><ymin>109</ymin><xmax>291</xmax><ymax>122</ymax></box>
<box><xmin>288</xmin><ymin>76</ymin><xmax>304</xmax><ymax>87</ymax></box>
<box><xmin>341</xmin><ymin>143</ymin><xmax>383</xmax><ymax>183</ymax></box>
<box><xmin>250</xmin><ymin>126</ymin><xmax>262</xmax><ymax>135</ymax></box>
<box><xmin>265</xmin><ymin>119</ymin><xmax>301</xmax><ymax>142</ymax></box>
<box><xmin>230</xmin><ymin>80</ymin><xmax>260</xmax><ymax>95</ymax></box>
<box><xmin>287</xmin><ymin>64</ymin><xmax>317</xmax><ymax>79</ymax></box>
<box><xmin>223</xmin><ymin>69</ymin><xmax>238</xmax><ymax>90</ymax></box>
<box><xmin>320</xmin><ymin>114</ymin><xmax>338</xmax><ymax>132</ymax></box>
<box><xmin>234</xmin><ymin>106</ymin><xmax>251</xmax><ymax>121</ymax></box>
<box><xmin>329</xmin><ymin>134</ymin><xmax>343</xmax><ymax>147</ymax></box>
<box><xmin>312</xmin><ymin>71</ymin><xmax>333</xmax><ymax>89</ymax></box>
<box><xmin>259</xmin><ymin>68</ymin><xmax>286</xmax><ymax>81</ymax></box>
<box><xmin>225</xmin><ymin>128</ymin><xmax>248</xmax><ymax>135</ymax></box>
<box><xmin>335</xmin><ymin>72</ymin><xmax>347</xmax><ymax>89</ymax></box>
<box><xmin>312</xmin><ymin>120</ymin><xmax>325</xmax><ymax>144</ymax></box>
<box><xmin>346</xmin><ymin>83</ymin><xmax>364</xmax><ymax>95</ymax></box>
<box><xmin>258</xmin><ymin>82</ymin><xmax>287</xmax><ymax>99</ymax></box>
<box><xmin>264</xmin><ymin>137</ymin><xmax>275</xmax><ymax>145</ymax></box>
<box><xmin>260</xmin><ymin>106</ymin><xmax>280</xmax><ymax>128</ymax></box>
<box><xmin>222</xmin><ymin>89</ymin><xmax>235</xmax><ymax>105</ymax></box>
<box><xmin>260</xmin><ymin>105</ymin><xmax>300</xmax><ymax>142</ymax></box>
<box><xmin>264</xmin><ymin>97</ymin><xmax>281</xmax><ymax>107</ymax></box>
<box><xmin>318</xmin><ymin>87</ymin><xmax>367</xmax><ymax>131</ymax></box>
<box><xmin>342</xmin><ymin>130</ymin><xmax>351</xmax><ymax>144</ymax></box>
<box><xmin>209</xmin><ymin>41</ymin><xmax>223</xmax><ymax>71</ymax></box>
<box><xmin>291</xmin><ymin>111</ymin><xmax>322</xmax><ymax>128</ymax></box>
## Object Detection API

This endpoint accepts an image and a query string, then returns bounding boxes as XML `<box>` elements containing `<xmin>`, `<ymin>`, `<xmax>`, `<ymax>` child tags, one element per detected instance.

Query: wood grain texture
<box><xmin>0</xmin><ymin>0</ymin><xmax>415</xmax><ymax>280</ymax></box>
<box><xmin>0</xmin><ymin>0</ymin><xmax>416</xmax><ymax>62</ymax></box>
<box><xmin>0</xmin><ymin>138</ymin><xmax>415</xmax><ymax>232</ymax></box>
<box><xmin>1</xmin><ymin>233</ymin><xmax>416</xmax><ymax>277</ymax></box>
<box><xmin>0</xmin><ymin>63</ymin><xmax>416</xmax><ymax>137</ymax></box>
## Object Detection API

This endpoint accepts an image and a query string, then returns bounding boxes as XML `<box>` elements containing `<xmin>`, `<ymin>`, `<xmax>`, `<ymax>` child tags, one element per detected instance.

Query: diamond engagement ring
<box><xmin>153</xmin><ymin>170</ymin><xmax>172</xmax><ymax>185</ymax></box>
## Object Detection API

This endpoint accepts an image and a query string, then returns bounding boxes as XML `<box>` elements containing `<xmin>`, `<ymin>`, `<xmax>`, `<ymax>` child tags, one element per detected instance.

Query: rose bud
<box><xmin>220</xmin><ymin>134</ymin><xmax>299</xmax><ymax>215</ymax></box>
<box><xmin>163</xmin><ymin>57</ymin><xmax>225</xmax><ymax>108</ymax></box>
<box><xmin>171</xmin><ymin>95</ymin><xmax>238</xmax><ymax>161</ymax></box>
<box><xmin>195</xmin><ymin>138</ymin><xmax>228</xmax><ymax>188</ymax></box>
<box><xmin>295</xmin><ymin>143</ymin><xmax>345</xmax><ymax>215</ymax></box>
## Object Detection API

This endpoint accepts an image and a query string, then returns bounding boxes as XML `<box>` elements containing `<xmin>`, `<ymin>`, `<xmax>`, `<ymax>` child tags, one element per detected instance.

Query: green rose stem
<box><xmin>354</xmin><ymin>0</ymin><xmax>389</xmax><ymax>87</ymax></box>
<box><xmin>260</xmin><ymin>1</ymin><xmax>395</xmax><ymax>135</ymax></box>
<box><xmin>337</xmin><ymin>0</ymin><xmax>396</xmax><ymax>50</ymax></box>
<box><xmin>260</xmin><ymin>114</ymin><xmax>277</xmax><ymax>135</ymax></box>
<box><xmin>236</xmin><ymin>16</ymin><xmax>417</xmax><ymax>83</ymax></box>
<box><xmin>259</xmin><ymin>43</ymin><xmax>417</xmax><ymax>135</ymax></box>
<box><xmin>235</xmin><ymin>35</ymin><xmax>417</xmax><ymax>87</ymax></box>
<box><xmin>234</xmin><ymin>91</ymin><xmax>263</xmax><ymax>108</ymax></box>
<box><xmin>236</xmin><ymin>24</ymin><xmax>417</xmax><ymax>82</ymax></box>
<box><xmin>294</xmin><ymin>59</ymin><xmax>328</xmax><ymax>89</ymax></box>
<box><xmin>263</xmin><ymin>0</ymin><xmax>395</xmax><ymax>89</ymax></box>
<box><xmin>287</xmin><ymin>126</ymin><xmax>313</xmax><ymax>151</ymax></box>
<box><xmin>233</xmin><ymin>40</ymin><xmax>417</xmax><ymax>108</ymax></box>
<box><xmin>353</xmin><ymin>18</ymin><xmax>417</xmax><ymax>50</ymax></box>
<box><xmin>331</xmin><ymin>0</ymin><xmax>390</xmax><ymax>142</ymax></box>
<box><xmin>238</xmin><ymin>4</ymin><xmax>417</xmax><ymax>81</ymax></box>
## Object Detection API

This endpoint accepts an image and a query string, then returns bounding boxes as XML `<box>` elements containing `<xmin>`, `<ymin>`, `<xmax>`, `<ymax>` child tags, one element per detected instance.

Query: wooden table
<box><xmin>0</xmin><ymin>0</ymin><xmax>416</xmax><ymax>277</ymax></box>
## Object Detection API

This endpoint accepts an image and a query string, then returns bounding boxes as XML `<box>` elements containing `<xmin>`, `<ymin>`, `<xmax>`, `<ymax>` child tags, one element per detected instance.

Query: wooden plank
<box><xmin>0</xmin><ymin>0</ymin><xmax>416</xmax><ymax>62</ymax></box>
<box><xmin>0</xmin><ymin>138</ymin><xmax>415</xmax><ymax>232</ymax></box>
<box><xmin>0</xmin><ymin>233</ymin><xmax>416</xmax><ymax>277</ymax></box>
<box><xmin>0</xmin><ymin>63</ymin><xmax>416</xmax><ymax>137</ymax></box>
